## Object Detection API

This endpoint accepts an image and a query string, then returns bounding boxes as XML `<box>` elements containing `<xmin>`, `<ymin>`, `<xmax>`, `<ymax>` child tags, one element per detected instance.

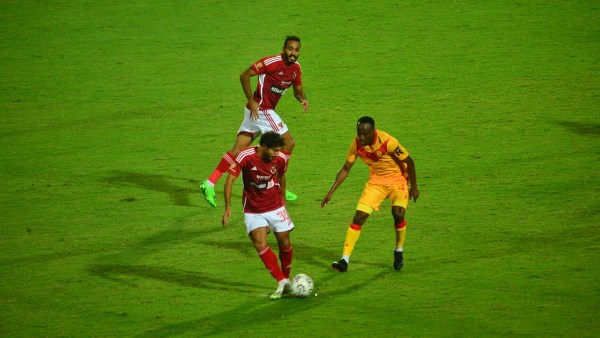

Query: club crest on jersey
<box><xmin>270</xmin><ymin>166</ymin><xmax>277</xmax><ymax>175</ymax></box>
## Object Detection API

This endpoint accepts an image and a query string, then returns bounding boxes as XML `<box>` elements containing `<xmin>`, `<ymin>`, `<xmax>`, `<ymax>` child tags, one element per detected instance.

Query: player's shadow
<box><xmin>198</xmin><ymin>238</ymin><xmax>339</xmax><ymax>270</ymax></box>
<box><xmin>100</xmin><ymin>170</ymin><xmax>199</xmax><ymax>206</ymax></box>
<box><xmin>555</xmin><ymin>120</ymin><xmax>600</xmax><ymax>137</ymax></box>
<box><xmin>87</xmin><ymin>264</ymin><xmax>262</xmax><ymax>293</ymax></box>
<box><xmin>135</xmin><ymin>270</ymin><xmax>388</xmax><ymax>337</ymax></box>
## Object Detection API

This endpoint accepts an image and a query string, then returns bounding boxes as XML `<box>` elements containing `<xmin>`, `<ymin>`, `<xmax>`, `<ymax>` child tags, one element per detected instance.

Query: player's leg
<box><xmin>245</xmin><ymin>212</ymin><xmax>289</xmax><ymax>300</ymax></box>
<box><xmin>273</xmin><ymin>230</ymin><xmax>292</xmax><ymax>296</ymax></box>
<box><xmin>207</xmin><ymin>132</ymin><xmax>254</xmax><ymax>183</ymax></box>
<box><xmin>392</xmin><ymin>206</ymin><xmax>407</xmax><ymax>270</ymax></box>
<box><xmin>257</xmin><ymin>110</ymin><xmax>297</xmax><ymax>201</ymax></box>
<box><xmin>279</xmin><ymin>131</ymin><xmax>298</xmax><ymax>201</ymax></box>
<box><xmin>279</xmin><ymin>130</ymin><xmax>296</xmax><ymax>154</ymax></box>
<box><xmin>250</xmin><ymin>227</ymin><xmax>283</xmax><ymax>280</ymax></box>
<box><xmin>200</xmin><ymin>130</ymin><xmax>254</xmax><ymax>208</ymax></box>
<box><xmin>390</xmin><ymin>183</ymin><xmax>410</xmax><ymax>270</ymax></box>
<box><xmin>271</xmin><ymin>206</ymin><xmax>294</xmax><ymax>294</ymax></box>
<box><xmin>274</xmin><ymin>231</ymin><xmax>293</xmax><ymax>279</ymax></box>
<box><xmin>248</xmin><ymin>226</ymin><xmax>287</xmax><ymax>299</ymax></box>
<box><xmin>332</xmin><ymin>209</ymin><xmax>369</xmax><ymax>272</ymax></box>
<box><xmin>332</xmin><ymin>183</ymin><xmax>386</xmax><ymax>272</ymax></box>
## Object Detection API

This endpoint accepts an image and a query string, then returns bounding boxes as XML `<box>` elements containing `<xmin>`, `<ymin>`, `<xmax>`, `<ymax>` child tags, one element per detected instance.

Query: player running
<box><xmin>321</xmin><ymin>116</ymin><xmax>420</xmax><ymax>272</ymax></box>
<box><xmin>222</xmin><ymin>132</ymin><xmax>295</xmax><ymax>300</ymax></box>
<box><xmin>200</xmin><ymin>36</ymin><xmax>309</xmax><ymax>208</ymax></box>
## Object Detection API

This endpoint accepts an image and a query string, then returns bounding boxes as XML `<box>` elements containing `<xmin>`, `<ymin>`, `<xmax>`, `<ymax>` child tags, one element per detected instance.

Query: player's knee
<box><xmin>278</xmin><ymin>243</ymin><xmax>292</xmax><ymax>251</ymax></box>
<box><xmin>276</xmin><ymin>236</ymin><xmax>291</xmax><ymax>249</ymax></box>
<box><xmin>391</xmin><ymin>208</ymin><xmax>405</xmax><ymax>223</ymax></box>
<box><xmin>252</xmin><ymin>242</ymin><xmax>267</xmax><ymax>253</ymax></box>
<box><xmin>231</xmin><ymin>133</ymin><xmax>254</xmax><ymax>155</ymax></box>
<box><xmin>352</xmin><ymin>211</ymin><xmax>369</xmax><ymax>225</ymax></box>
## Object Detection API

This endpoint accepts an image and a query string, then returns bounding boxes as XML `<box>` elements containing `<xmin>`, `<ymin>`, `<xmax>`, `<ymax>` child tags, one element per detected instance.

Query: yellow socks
<box><xmin>395</xmin><ymin>220</ymin><xmax>407</xmax><ymax>251</ymax></box>
<box><xmin>342</xmin><ymin>223</ymin><xmax>362</xmax><ymax>257</ymax></box>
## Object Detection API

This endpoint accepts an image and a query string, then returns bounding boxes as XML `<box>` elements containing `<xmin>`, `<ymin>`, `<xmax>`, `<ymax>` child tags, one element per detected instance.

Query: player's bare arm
<box><xmin>321</xmin><ymin>160</ymin><xmax>355</xmax><ymax>208</ymax></box>
<box><xmin>402</xmin><ymin>155</ymin><xmax>419</xmax><ymax>202</ymax></box>
<box><xmin>222</xmin><ymin>172</ymin><xmax>238</xmax><ymax>227</ymax></box>
<box><xmin>240</xmin><ymin>65</ymin><xmax>260</xmax><ymax>120</ymax></box>
<box><xmin>293</xmin><ymin>84</ymin><xmax>309</xmax><ymax>112</ymax></box>
<box><xmin>279</xmin><ymin>174</ymin><xmax>287</xmax><ymax>204</ymax></box>
<box><xmin>389</xmin><ymin>152</ymin><xmax>419</xmax><ymax>202</ymax></box>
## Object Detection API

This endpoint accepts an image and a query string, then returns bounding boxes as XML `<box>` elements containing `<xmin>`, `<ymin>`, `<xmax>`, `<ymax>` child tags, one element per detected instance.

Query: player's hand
<box><xmin>248</xmin><ymin>100</ymin><xmax>259</xmax><ymax>121</ymax></box>
<box><xmin>409</xmin><ymin>187</ymin><xmax>420</xmax><ymax>202</ymax></box>
<box><xmin>301</xmin><ymin>99</ymin><xmax>309</xmax><ymax>112</ymax></box>
<box><xmin>222</xmin><ymin>207</ymin><xmax>232</xmax><ymax>227</ymax></box>
<box><xmin>320</xmin><ymin>193</ymin><xmax>332</xmax><ymax>208</ymax></box>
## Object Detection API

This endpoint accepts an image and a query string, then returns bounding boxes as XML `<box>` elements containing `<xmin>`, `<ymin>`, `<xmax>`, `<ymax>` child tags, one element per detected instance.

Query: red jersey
<box><xmin>248</xmin><ymin>54</ymin><xmax>302</xmax><ymax>110</ymax></box>
<box><xmin>233</xmin><ymin>146</ymin><xmax>289</xmax><ymax>213</ymax></box>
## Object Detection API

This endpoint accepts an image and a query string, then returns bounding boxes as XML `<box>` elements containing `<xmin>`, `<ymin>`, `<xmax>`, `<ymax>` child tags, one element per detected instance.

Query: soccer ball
<box><xmin>290</xmin><ymin>273</ymin><xmax>314</xmax><ymax>297</ymax></box>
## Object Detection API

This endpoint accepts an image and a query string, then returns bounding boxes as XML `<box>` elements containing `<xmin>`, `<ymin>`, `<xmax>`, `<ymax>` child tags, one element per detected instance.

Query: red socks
<box><xmin>279</xmin><ymin>246</ymin><xmax>293</xmax><ymax>279</ymax></box>
<box><xmin>258</xmin><ymin>246</ymin><xmax>285</xmax><ymax>281</ymax></box>
<box><xmin>207</xmin><ymin>152</ymin><xmax>235</xmax><ymax>184</ymax></box>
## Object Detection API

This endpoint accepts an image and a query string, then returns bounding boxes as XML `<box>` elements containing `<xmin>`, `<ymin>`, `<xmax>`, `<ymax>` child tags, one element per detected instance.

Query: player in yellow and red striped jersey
<box><xmin>321</xmin><ymin>116</ymin><xmax>420</xmax><ymax>272</ymax></box>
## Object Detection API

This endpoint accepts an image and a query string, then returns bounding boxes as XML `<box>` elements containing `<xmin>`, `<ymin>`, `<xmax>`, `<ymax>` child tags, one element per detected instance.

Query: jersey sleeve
<box><xmin>230</xmin><ymin>152</ymin><xmax>248</xmax><ymax>177</ymax></box>
<box><xmin>346</xmin><ymin>139</ymin><xmax>358</xmax><ymax>163</ymax></box>
<box><xmin>277</xmin><ymin>153</ymin><xmax>289</xmax><ymax>176</ymax></box>
<box><xmin>251</xmin><ymin>57</ymin><xmax>269</xmax><ymax>75</ymax></box>
<box><xmin>229</xmin><ymin>161</ymin><xmax>241</xmax><ymax>177</ymax></box>
<box><xmin>387</xmin><ymin>136</ymin><xmax>409</xmax><ymax>160</ymax></box>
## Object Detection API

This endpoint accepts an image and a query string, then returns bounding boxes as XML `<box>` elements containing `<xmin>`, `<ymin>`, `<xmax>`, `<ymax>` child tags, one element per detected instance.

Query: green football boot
<box><xmin>285</xmin><ymin>189</ymin><xmax>297</xmax><ymax>201</ymax></box>
<box><xmin>199</xmin><ymin>180</ymin><xmax>217</xmax><ymax>208</ymax></box>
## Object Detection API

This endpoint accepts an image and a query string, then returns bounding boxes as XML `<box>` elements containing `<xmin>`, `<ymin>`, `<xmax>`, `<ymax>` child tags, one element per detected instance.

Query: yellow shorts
<box><xmin>356</xmin><ymin>181</ymin><xmax>409</xmax><ymax>214</ymax></box>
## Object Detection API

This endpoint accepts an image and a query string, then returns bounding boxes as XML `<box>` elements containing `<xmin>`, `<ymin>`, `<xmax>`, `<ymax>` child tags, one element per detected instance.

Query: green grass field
<box><xmin>2</xmin><ymin>1</ymin><xmax>599</xmax><ymax>336</ymax></box>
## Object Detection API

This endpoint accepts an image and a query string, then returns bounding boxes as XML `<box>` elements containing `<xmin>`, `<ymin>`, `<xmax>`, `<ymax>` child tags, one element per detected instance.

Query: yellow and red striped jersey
<box><xmin>347</xmin><ymin>130</ymin><xmax>409</xmax><ymax>185</ymax></box>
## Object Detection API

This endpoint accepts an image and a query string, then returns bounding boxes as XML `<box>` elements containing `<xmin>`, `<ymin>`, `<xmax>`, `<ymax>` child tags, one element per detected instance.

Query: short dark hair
<box><xmin>357</xmin><ymin>116</ymin><xmax>375</xmax><ymax>129</ymax></box>
<box><xmin>260</xmin><ymin>132</ymin><xmax>285</xmax><ymax>149</ymax></box>
<box><xmin>284</xmin><ymin>35</ymin><xmax>301</xmax><ymax>47</ymax></box>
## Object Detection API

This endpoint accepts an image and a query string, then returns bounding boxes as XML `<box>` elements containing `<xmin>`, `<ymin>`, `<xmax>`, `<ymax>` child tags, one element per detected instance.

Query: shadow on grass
<box><xmin>100</xmin><ymin>170</ymin><xmax>200</xmax><ymax>206</ymax></box>
<box><xmin>134</xmin><ymin>270</ymin><xmax>388</xmax><ymax>337</ymax></box>
<box><xmin>555</xmin><ymin>120</ymin><xmax>600</xmax><ymax>137</ymax></box>
<box><xmin>198</xmin><ymin>238</ymin><xmax>340</xmax><ymax>270</ymax></box>
<box><xmin>87</xmin><ymin>264</ymin><xmax>262</xmax><ymax>292</ymax></box>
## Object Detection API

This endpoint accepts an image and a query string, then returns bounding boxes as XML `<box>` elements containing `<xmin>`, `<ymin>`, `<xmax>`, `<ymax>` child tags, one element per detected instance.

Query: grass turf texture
<box><xmin>1</xmin><ymin>1</ymin><xmax>599</xmax><ymax>336</ymax></box>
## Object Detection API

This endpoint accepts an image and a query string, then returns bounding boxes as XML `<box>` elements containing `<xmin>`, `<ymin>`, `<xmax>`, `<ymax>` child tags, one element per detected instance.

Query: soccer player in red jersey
<box><xmin>321</xmin><ymin>116</ymin><xmax>420</xmax><ymax>272</ymax></box>
<box><xmin>222</xmin><ymin>132</ymin><xmax>295</xmax><ymax>300</ymax></box>
<box><xmin>200</xmin><ymin>36</ymin><xmax>309</xmax><ymax>208</ymax></box>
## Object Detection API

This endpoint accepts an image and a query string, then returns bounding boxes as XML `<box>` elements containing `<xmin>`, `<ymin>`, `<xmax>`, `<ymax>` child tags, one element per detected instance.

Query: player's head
<box><xmin>282</xmin><ymin>35</ymin><xmax>301</xmax><ymax>65</ymax></box>
<box><xmin>356</xmin><ymin>116</ymin><xmax>376</xmax><ymax>146</ymax></box>
<box><xmin>284</xmin><ymin>35</ymin><xmax>301</xmax><ymax>48</ymax></box>
<box><xmin>259</xmin><ymin>132</ymin><xmax>285</xmax><ymax>161</ymax></box>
